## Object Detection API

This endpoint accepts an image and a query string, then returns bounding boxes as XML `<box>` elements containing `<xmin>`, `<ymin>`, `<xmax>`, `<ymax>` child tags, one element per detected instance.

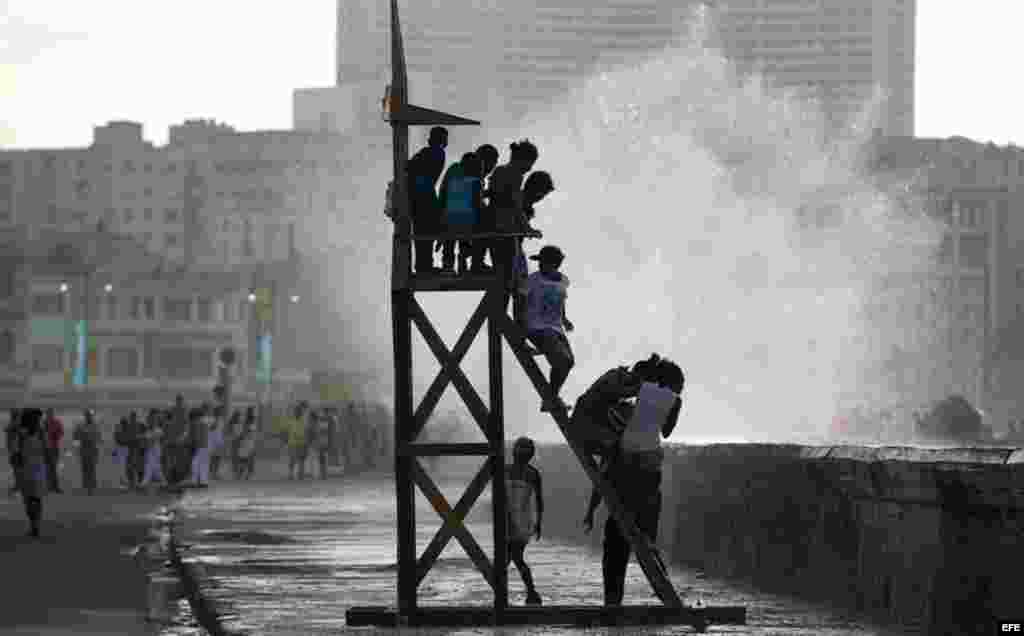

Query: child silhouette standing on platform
<box><xmin>438</xmin><ymin>152</ymin><xmax>484</xmax><ymax>275</ymax></box>
<box><xmin>506</xmin><ymin>436</ymin><xmax>544</xmax><ymax>605</ymax></box>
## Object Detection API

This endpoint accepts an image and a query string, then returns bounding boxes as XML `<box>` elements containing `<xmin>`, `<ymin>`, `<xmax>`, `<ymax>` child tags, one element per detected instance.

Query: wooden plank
<box><xmin>495</xmin><ymin>312</ymin><xmax>683</xmax><ymax>608</ymax></box>
<box><xmin>346</xmin><ymin>604</ymin><xmax>747</xmax><ymax>629</ymax></box>
<box><xmin>410</xmin><ymin>293</ymin><xmax>489</xmax><ymax>441</ymax></box>
<box><xmin>411</xmin><ymin>459</ymin><xmax>496</xmax><ymax>591</ymax></box>
<box><xmin>402</xmin><ymin>442</ymin><xmax>492</xmax><ymax>457</ymax></box>
<box><xmin>391</xmin><ymin>287</ymin><xmax>416</xmax><ymax>614</ymax></box>
<box><xmin>488</xmin><ymin>288</ymin><xmax>509</xmax><ymax>617</ymax></box>
<box><xmin>409</xmin><ymin>296</ymin><xmax>491</xmax><ymax>439</ymax></box>
<box><xmin>414</xmin><ymin>461</ymin><xmax>493</xmax><ymax>586</ymax></box>
<box><xmin>411</xmin><ymin>274</ymin><xmax>499</xmax><ymax>292</ymax></box>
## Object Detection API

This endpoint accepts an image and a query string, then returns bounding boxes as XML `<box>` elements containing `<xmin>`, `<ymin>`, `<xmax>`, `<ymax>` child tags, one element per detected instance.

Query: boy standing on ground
<box><xmin>524</xmin><ymin>245</ymin><xmax>575</xmax><ymax>412</ymax></box>
<box><xmin>506</xmin><ymin>436</ymin><xmax>544</xmax><ymax>606</ymax></box>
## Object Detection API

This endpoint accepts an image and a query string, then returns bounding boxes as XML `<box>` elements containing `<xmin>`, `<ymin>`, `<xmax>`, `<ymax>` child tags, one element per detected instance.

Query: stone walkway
<box><xmin>0</xmin><ymin>466</ymin><xmax>174</xmax><ymax>635</ymax></box>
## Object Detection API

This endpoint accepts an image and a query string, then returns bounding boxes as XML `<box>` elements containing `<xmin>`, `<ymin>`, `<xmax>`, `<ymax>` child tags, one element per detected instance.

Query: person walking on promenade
<box><xmin>287</xmin><ymin>403</ymin><xmax>309</xmax><ymax>480</ymax></box>
<box><xmin>312</xmin><ymin>410</ymin><xmax>332</xmax><ymax>480</ymax></box>
<box><xmin>72</xmin><ymin>409</ymin><xmax>101</xmax><ymax>495</ymax></box>
<box><xmin>42</xmin><ymin>408</ymin><xmax>64</xmax><ymax>493</ymax></box>
<box><xmin>113</xmin><ymin>415</ymin><xmax>131</xmax><ymax>489</ymax></box>
<box><xmin>583</xmin><ymin>358</ymin><xmax>684</xmax><ymax>607</ymax></box>
<box><xmin>6</xmin><ymin>408</ymin><xmax>20</xmax><ymax>495</ymax></box>
<box><xmin>140</xmin><ymin>413</ymin><xmax>165</xmax><ymax>490</ymax></box>
<box><xmin>189</xmin><ymin>407</ymin><xmax>211</xmax><ymax>487</ymax></box>
<box><xmin>11</xmin><ymin>408</ymin><xmax>47</xmax><ymax>537</ymax></box>
<box><xmin>506</xmin><ymin>436</ymin><xmax>544</xmax><ymax>606</ymax></box>
<box><xmin>524</xmin><ymin>245</ymin><xmax>575</xmax><ymax>412</ymax></box>
<box><xmin>166</xmin><ymin>395</ymin><xmax>189</xmax><ymax>487</ymax></box>
<box><xmin>236</xmin><ymin>421</ymin><xmax>257</xmax><ymax>480</ymax></box>
<box><xmin>126</xmin><ymin>410</ymin><xmax>144</xmax><ymax>488</ymax></box>
<box><xmin>225</xmin><ymin>410</ymin><xmax>242</xmax><ymax>478</ymax></box>
<box><xmin>208</xmin><ymin>408</ymin><xmax>226</xmax><ymax>481</ymax></box>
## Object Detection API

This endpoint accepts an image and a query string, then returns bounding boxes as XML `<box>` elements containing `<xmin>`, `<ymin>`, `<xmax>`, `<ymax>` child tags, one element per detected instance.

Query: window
<box><xmin>223</xmin><ymin>299</ymin><xmax>235</xmax><ymax>322</ymax></box>
<box><xmin>32</xmin><ymin>293</ymin><xmax>64</xmax><ymax>315</ymax></box>
<box><xmin>164</xmin><ymin>208</ymin><xmax>179</xmax><ymax>223</ymax></box>
<box><xmin>196</xmin><ymin>297</ymin><xmax>212</xmax><ymax>322</ymax></box>
<box><xmin>106</xmin><ymin>348</ymin><xmax>139</xmax><ymax>377</ymax></box>
<box><xmin>32</xmin><ymin>345</ymin><xmax>64</xmax><ymax>372</ymax></box>
<box><xmin>143</xmin><ymin>208</ymin><xmax>153</xmax><ymax>221</ymax></box>
<box><xmin>160</xmin><ymin>348</ymin><xmax>213</xmax><ymax>379</ymax></box>
<box><xmin>0</xmin><ymin>269</ymin><xmax>14</xmax><ymax>299</ymax></box>
<box><xmin>0</xmin><ymin>330</ymin><xmax>14</xmax><ymax>363</ymax></box>
<box><xmin>166</xmin><ymin>234</ymin><xmax>179</xmax><ymax>247</ymax></box>
<box><xmin>143</xmin><ymin>163</ymin><xmax>153</xmax><ymax>174</ymax></box>
<box><xmin>105</xmin><ymin>295</ymin><xmax>118</xmax><ymax>320</ymax></box>
<box><xmin>123</xmin><ymin>209</ymin><xmax>134</xmax><ymax>223</ymax></box>
<box><xmin>144</xmin><ymin>187</ymin><xmax>153</xmax><ymax>197</ymax></box>
<box><xmin>164</xmin><ymin>298</ymin><xmax>191</xmax><ymax>321</ymax></box>
<box><xmin>130</xmin><ymin>296</ymin><xmax>155</xmax><ymax>320</ymax></box>
<box><xmin>123</xmin><ymin>160</ymin><xmax>135</xmax><ymax>174</ymax></box>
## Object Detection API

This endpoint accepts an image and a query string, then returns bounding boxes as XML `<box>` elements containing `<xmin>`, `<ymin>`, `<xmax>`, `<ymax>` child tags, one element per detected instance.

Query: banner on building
<box><xmin>256</xmin><ymin>333</ymin><xmax>273</xmax><ymax>384</ymax></box>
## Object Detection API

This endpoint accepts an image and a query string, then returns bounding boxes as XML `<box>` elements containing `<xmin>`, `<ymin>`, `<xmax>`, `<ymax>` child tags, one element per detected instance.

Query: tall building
<box><xmin>866</xmin><ymin>134</ymin><xmax>1024</xmax><ymax>425</ymax></box>
<box><xmin>713</xmin><ymin>0</ymin><xmax>915</xmax><ymax>136</ymax></box>
<box><xmin>325</xmin><ymin>1</ymin><xmax>914</xmax><ymax>135</ymax></box>
<box><xmin>0</xmin><ymin>119</ymin><xmax>371</xmax><ymax>407</ymax></box>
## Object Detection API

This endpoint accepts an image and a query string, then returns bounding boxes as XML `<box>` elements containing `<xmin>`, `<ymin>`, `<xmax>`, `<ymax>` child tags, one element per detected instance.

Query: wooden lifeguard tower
<box><xmin>346</xmin><ymin>2</ymin><xmax>746</xmax><ymax>631</ymax></box>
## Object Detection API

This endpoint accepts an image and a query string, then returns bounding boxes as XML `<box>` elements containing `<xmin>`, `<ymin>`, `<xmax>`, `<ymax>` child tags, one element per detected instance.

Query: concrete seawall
<box><xmin>534</xmin><ymin>442</ymin><xmax>1024</xmax><ymax>636</ymax></box>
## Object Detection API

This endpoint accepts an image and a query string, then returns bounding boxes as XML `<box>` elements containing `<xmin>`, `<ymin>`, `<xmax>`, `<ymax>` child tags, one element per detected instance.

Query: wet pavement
<box><xmin>167</xmin><ymin>473</ymin><xmax>915</xmax><ymax>635</ymax></box>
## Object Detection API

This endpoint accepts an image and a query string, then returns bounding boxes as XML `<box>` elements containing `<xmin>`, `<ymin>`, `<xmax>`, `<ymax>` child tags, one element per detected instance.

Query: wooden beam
<box><xmin>414</xmin><ymin>461</ymin><xmax>493</xmax><ymax>586</ymax></box>
<box><xmin>409</xmin><ymin>296</ymin><xmax>491</xmax><ymax>439</ymax></box>
<box><xmin>401</xmin><ymin>442</ymin><xmax>492</xmax><ymax>457</ymax></box>
<box><xmin>488</xmin><ymin>288</ymin><xmax>509</xmax><ymax>618</ymax></box>
<box><xmin>495</xmin><ymin>312</ymin><xmax>683</xmax><ymax>608</ymax></box>
<box><xmin>392</xmin><ymin>288</ymin><xmax>416</xmax><ymax>614</ymax></box>
<box><xmin>411</xmin><ymin>459</ymin><xmax>496</xmax><ymax>591</ymax></box>
<box><xmin>411</xmin><ymin>274</ymin><xmax>501</xmax><ymax>292</ymax></box>
<box><xmin>346</xmin><ymin>604</ymin><xmax>747</xmax><ymax>629</ymax></box>
<box><xmin>409</xmin><ymin>293</ymin><xmax>489</xmax><ymax>441</ymax></box>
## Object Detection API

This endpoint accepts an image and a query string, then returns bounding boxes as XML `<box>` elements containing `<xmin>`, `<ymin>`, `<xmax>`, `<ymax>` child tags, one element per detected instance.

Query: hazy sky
<box><xmin>1</xmin><ymin>1</ymin><xmax>1022</xmax><ymax>149</ymax></box>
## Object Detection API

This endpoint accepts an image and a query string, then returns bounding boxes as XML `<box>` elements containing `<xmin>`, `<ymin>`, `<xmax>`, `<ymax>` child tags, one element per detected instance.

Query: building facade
<box><xmin>323</xmin><ymin>0</ymin><xmax>914</xmax><ymax>135</ymax></box>
<box><xmin>0</xmin><ymin>226</ymin><xmax>253</xmax><ymax>409</ymax></box>
<box><xmin>0</xmin><ymin>120</ymin><xmax>371</xmax><ymax>408</ymax></box>
<box><xmin>866</xmin><ymin>135</ymin><xmax>1024</xmax><ymax>425</ymax></box>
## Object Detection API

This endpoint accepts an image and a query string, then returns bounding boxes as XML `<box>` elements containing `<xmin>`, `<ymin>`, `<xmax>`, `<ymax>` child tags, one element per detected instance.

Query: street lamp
<box><xmin>59</xmin><ymin>282</ymin><xmax>69</xmax><ymax>293</ymax></box>
<box><xmin>103</xmin><ymin>283</ymin><xmax>113</xmax><ymax>293</ymax></box>
<box><xmin>289</xmin><ymin>294</ymin><xmax>300</xmax><ymax>304</ymax></box>
<box><xmin>248</xmin><ymin>291</ymin><xmax>257</xmax><ymax>303</ymax></box>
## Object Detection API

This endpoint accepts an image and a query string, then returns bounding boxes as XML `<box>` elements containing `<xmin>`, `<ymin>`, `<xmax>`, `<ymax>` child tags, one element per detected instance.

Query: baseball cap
<box><xmin>529</xmin><ymin>245</ymin><xmax>565</xmax><ymax>264</ymax></box>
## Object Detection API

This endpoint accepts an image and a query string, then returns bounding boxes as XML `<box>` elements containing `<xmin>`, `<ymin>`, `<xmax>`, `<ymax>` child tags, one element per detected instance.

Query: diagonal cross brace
<box><xmin>411</xmin><ymin>459</ymin><xmax>496</xmax><ymax>590</ymax></box>
<box><xmin>415</xmin><ymin>461</ymin><xmax>493</xmax><ymax>586</ymax></box>
<box><xmin>495</xmin><ymin>313</ymin><xmax>683</xmax><ymax>608</ymax></box>
<box><xmin>409</xmin><ymin>294</ymin><xmax>491</xmax><ymax>440</ymax></box>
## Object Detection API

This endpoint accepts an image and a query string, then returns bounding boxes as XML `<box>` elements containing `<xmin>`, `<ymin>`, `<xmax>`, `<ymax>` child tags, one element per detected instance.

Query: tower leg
<box><xmin>489</xmin><ymin>289</ymin><xmax>509</xmax><ymax>618</ymax></box>
<box><xmin>393</xmin><ymin>287</ymin><xmax>416</xmax><ymax>617</ymax></box>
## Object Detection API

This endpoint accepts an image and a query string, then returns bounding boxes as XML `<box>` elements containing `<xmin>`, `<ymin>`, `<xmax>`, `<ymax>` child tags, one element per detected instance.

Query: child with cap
<box><xmin>524</xmin><ymin>245</ymin><xmax>575</xmax><ymax>412</ymax></box>
<box><xmin>506</xmin><ymin>436</ymin><xmax>544</xmax><ymax>605</ymax></box>
<box><xmin>437</xmin><ymin>152</ymin><xmax>484</xmax><ymax>275</ymax></box>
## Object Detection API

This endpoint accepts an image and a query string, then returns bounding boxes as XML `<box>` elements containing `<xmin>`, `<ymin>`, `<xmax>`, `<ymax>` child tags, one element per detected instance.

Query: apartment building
<box><xmin>0</xmin><ymin>226</ymin><xmax>252</xmax><ymax>408</ymax></box>
<box><xmin>866</xmin><ymin>135</ymin><xmax>1024</xmax><ymax>423</ymax></box>
<box><xmin>318</xmin><ymin>0</ymin><xmax>913</xmax><ymax>135</ymax></box>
